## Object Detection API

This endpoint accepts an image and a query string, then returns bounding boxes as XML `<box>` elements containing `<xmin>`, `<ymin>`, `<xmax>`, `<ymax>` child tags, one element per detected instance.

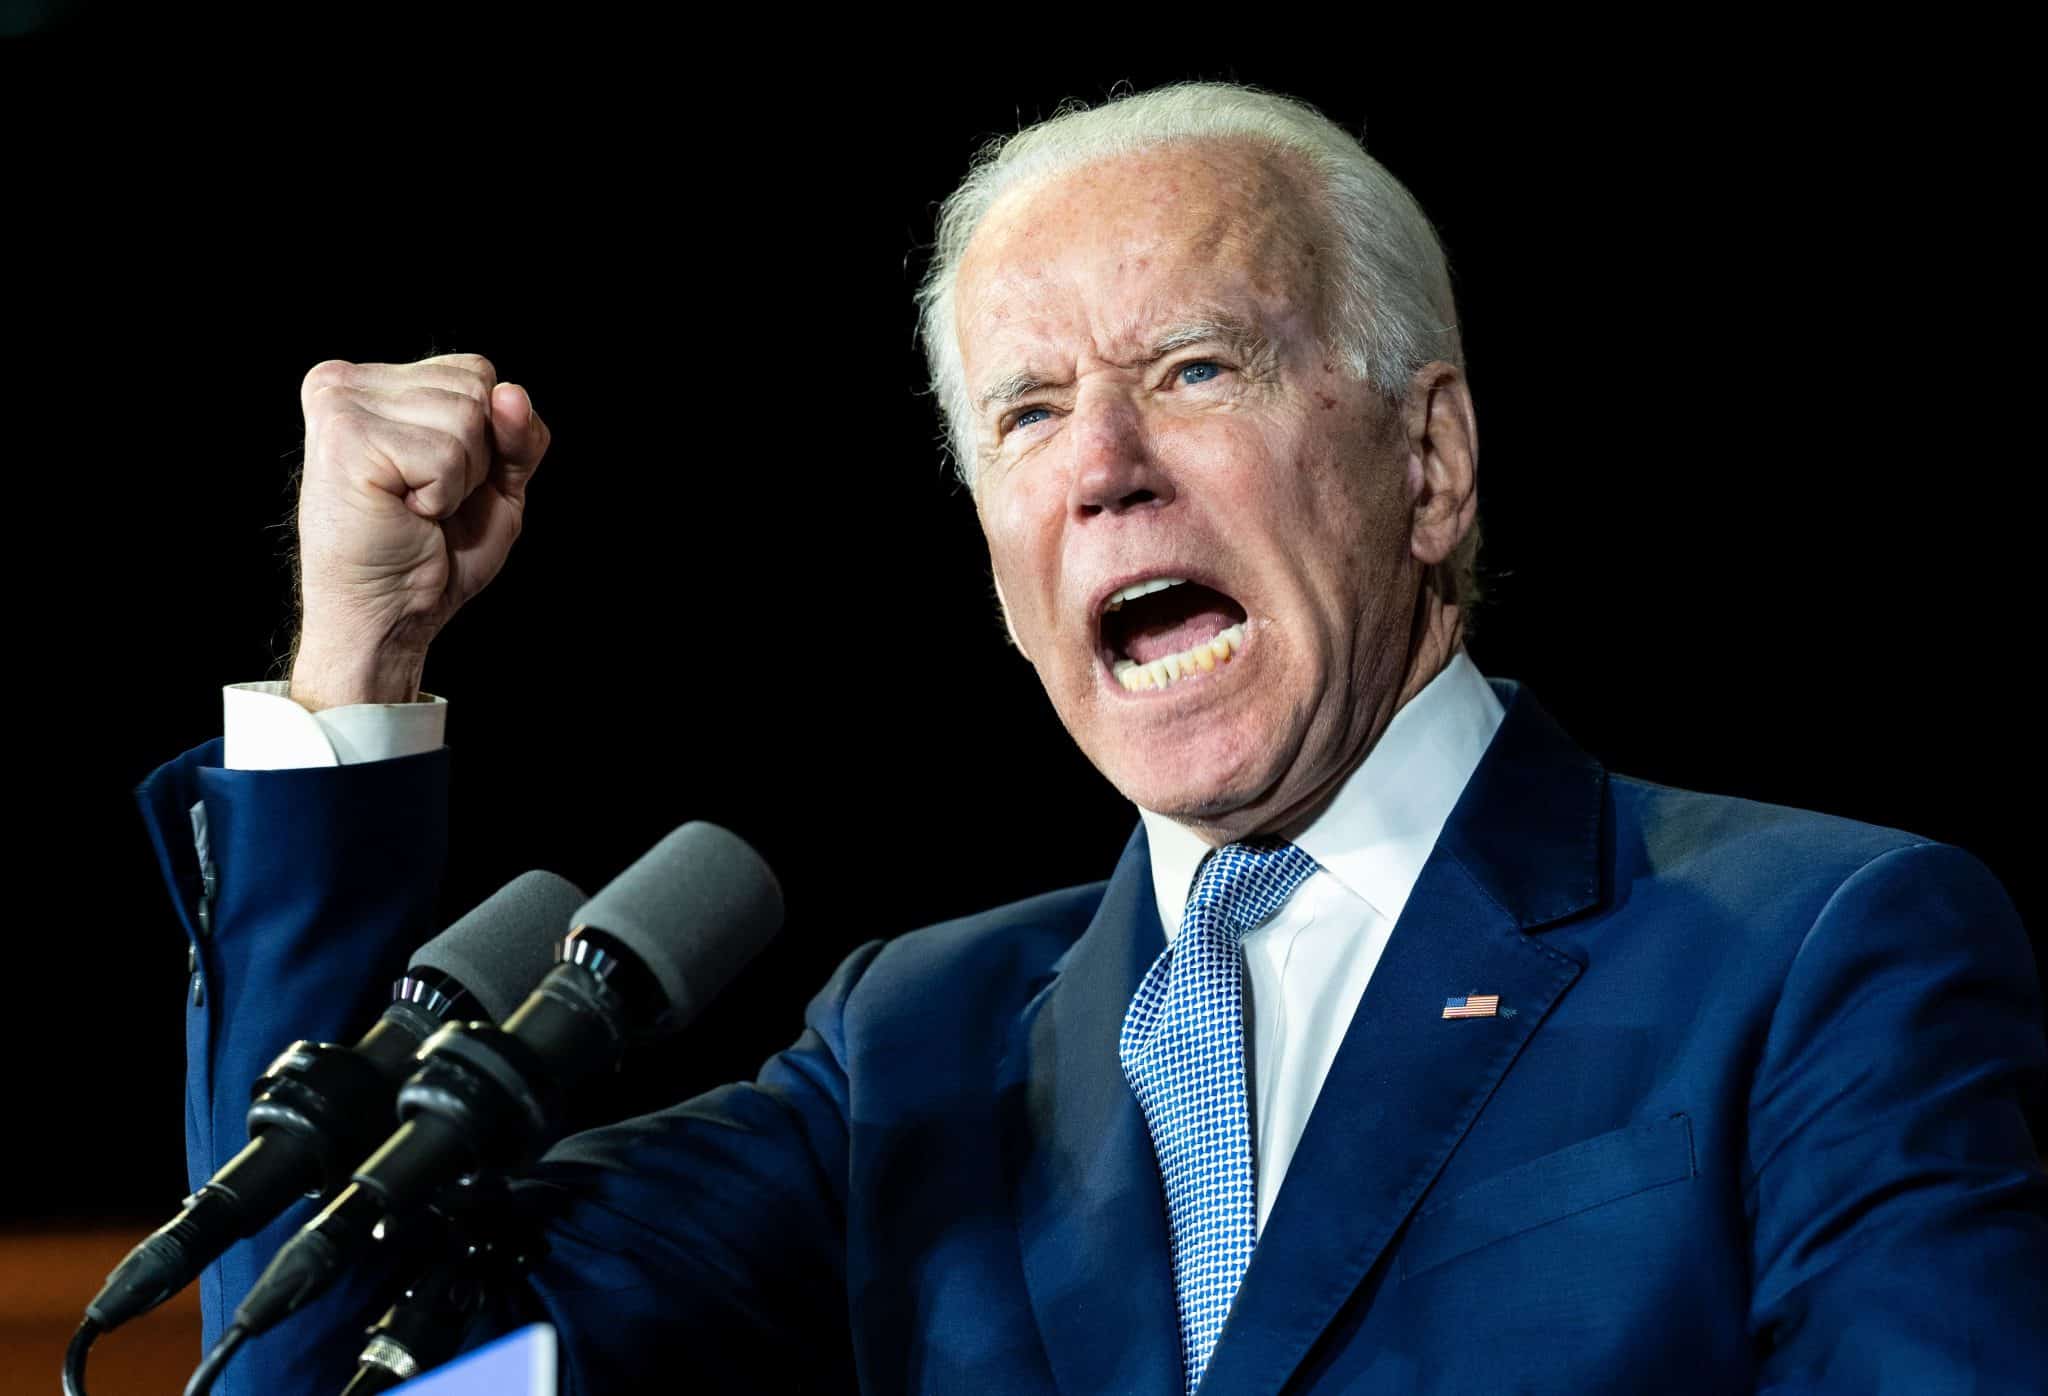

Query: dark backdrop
<box><xmin>6</xmin><ymin>34</ymin><xmax>2037</xmax><ymax>1222</ymax></box>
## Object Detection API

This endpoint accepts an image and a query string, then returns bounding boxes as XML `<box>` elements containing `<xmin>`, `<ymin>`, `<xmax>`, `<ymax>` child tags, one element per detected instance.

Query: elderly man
<box><xmin>141</xmin><ymin>83</ymin><xmax>2045</xmax><ymax>1393</ymax></box>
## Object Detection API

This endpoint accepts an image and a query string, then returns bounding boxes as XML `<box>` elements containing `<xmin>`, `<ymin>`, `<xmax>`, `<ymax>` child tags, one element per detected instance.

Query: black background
<box><xmin>5</xmin><ymin>25</ymin><xmax>2038</xmax><ymax>1222</ymax></box>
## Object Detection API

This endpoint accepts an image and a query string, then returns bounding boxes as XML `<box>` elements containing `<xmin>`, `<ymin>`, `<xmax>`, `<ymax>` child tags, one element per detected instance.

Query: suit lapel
<box><xmin>1003</xmin><ymin>825</ymin><xmax>1184</xmax><ymax>1396</ymax></box>
<box><xmin>1200</xmin><ymin>682</ymin><xmax>1605</xmax><ymax>1396</ymax></box>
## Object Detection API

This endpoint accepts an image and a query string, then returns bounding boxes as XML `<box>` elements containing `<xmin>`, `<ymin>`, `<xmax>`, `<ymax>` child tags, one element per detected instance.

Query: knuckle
<box><xmin>307</xmin><ymin>388</ymin><xmax>364</xmax><ymax>438</ymax></box>
<box><xmin>425</xmin><ymin>352</ymin><xmax>498</xmax><ymax>391</ymax></box>
<box><xmin>434</xmin><ymin>433</ymin><xmax>472</xmax><ymax>479</ymax></box>
<box><xmin>307</xmin><ymin>399</ymin><xmax>363</xmax><ymax>448</ymax></box>
<box><xmin>301</xmin><ymin>359</ymin><xmax>356</xmax><ymax>398</ymax></box>
<box><xmin>452</xmin><ymin>392</ymin><xmax>491</xmax><ymax>439</ymax></box>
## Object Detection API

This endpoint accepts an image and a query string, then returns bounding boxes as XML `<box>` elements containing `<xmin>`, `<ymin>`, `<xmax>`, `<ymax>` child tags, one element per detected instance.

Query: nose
<box><xmin>1067</xmin><ymin>385</ymin><xmax>1175</xmax><ymax>520</ymax></box>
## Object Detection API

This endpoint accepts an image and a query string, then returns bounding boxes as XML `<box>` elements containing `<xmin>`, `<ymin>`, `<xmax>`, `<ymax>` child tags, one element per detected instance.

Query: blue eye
<box><xmin>1178</xmin><ymin>361</ymin><xmax>1222</xmax><ymax>385</ymax></box>
<box><xmin>1014</xmin><ymin>406</ymin><xmax>1051</xmax><ymax>430</ymax></box>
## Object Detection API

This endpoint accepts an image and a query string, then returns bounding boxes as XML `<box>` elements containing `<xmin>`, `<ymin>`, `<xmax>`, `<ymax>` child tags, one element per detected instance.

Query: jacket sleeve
<box><xmin>1745</xmin><ymin>840</ymin><xmax>2048</xmax><ymax>1392</ymax></box>
<box><xmin>490</xmin><ymin>937</ymin><xmax>884</xmax><ymax>1394</ymax></box>
<box><xmin>138</xmin><ymin>738</ymin><xmax>451</xmax><ymax>1396</ymax></box>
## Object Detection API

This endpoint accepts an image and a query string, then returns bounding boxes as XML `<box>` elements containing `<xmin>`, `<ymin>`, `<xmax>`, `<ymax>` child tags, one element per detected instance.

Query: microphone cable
<box><xmin>183</xmin><ymin>1322</ymin><xmax>248</xmax><ymax>1396</ymax></box>
<box><xmin>62</xmin><ymin>1316</ymin><xmax>99</xmax><ymax>1396</ymax></box>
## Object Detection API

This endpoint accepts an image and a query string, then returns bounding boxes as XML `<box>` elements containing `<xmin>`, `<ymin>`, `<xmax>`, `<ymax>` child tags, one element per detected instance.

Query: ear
<box><xmin>1401</xmin><ymin>362</ymin><xmax>1480</xmax><ymax>569</ymax></box>
<box><xmin>991</xmin><ymin>568</ymin><xmax>1032</xmax><ymax>660</ymax></box>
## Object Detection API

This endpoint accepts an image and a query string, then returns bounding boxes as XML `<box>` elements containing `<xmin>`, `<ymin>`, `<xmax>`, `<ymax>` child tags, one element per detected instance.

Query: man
<box><xmin>142</xmin><ymin>83</ymin><xmax>2046</xmax><ymax>1393</ymax></box>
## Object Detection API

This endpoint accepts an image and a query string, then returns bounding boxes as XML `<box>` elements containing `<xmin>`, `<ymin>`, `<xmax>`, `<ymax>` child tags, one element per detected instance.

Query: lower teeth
<box><xmin>1113</xmin><ymin>624</ymin><xmax>1246</xmax><ymax>691</ymax></box>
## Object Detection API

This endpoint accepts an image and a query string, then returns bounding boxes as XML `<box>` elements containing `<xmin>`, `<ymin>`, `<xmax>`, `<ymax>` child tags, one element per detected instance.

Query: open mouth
<box><xmin>1099</xmin><ymin>577</ymin><xmax>1249</xmax><ymax>693</ymax></box>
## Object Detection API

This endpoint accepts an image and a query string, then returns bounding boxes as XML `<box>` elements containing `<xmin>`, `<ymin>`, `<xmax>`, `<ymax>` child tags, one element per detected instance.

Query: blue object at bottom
<box><xmin>392</xmin><ymin>1324</ymin><xmax>556</xmax><ymax>1395</ymax></box>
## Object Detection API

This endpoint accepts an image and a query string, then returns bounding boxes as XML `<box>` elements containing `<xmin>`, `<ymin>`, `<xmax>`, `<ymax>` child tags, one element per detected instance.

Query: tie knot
<box><xmin>1182</xmin><ymin>839</ymin><xmax>1319</xmax><ymax>944</ymax></box>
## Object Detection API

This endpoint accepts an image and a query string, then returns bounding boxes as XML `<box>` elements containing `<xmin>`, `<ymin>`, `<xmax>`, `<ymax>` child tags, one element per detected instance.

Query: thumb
<box><xmin>489</xmin><ymin>382</ymin><xmax>551</xmax><ymax>500</ymax></box>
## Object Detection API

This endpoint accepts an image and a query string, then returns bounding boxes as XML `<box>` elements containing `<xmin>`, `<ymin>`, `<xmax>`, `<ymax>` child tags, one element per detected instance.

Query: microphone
<box><xmin>226</xmin><ymin>822</ymin><xmax>783</xmax><ymax>1345</ymax></box>
<box><xmin>82</xmin><ymin>872</ymin><xmax>585</xmax><ymax>1335</ymax></box>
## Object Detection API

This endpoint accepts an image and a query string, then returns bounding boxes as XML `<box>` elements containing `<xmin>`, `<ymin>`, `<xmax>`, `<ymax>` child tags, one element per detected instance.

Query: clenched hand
<box><xmin>290</xmin><ymin>353</ymin><xmax>552</xmax><ymax>709</ymax></box>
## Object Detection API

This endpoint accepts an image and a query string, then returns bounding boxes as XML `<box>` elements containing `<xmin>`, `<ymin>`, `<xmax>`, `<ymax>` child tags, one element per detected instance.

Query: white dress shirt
<box><xmin>1138</xmin><ymin>651</ymin><xmax>1504</xmax><ymax>1231</ymax></box>
<box><xmin>222</xmin><ymin>680</ymin><xmax>447</xmax><ymax>769</ymax></box>
<box><xmin>220</xmin><ymin>651</ymin><xmax>1504</xmax><ymax>1234</ymax></box>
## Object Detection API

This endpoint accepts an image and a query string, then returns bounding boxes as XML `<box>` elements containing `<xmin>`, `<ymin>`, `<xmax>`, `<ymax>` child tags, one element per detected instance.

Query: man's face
<box><xmin>956</xmin><ymin>143</ymin><xmax>1437</xmax><ymax>833</ymax></box>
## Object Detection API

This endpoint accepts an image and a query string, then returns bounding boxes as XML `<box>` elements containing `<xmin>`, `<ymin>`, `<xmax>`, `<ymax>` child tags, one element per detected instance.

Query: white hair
<box><xmin>914</xmin><ymin>81</ymin><xmax>1479</xmax><ymax>605</ymax></box>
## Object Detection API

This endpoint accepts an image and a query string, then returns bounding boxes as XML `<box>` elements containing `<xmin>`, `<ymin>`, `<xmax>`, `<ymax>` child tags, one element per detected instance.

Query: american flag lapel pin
<box><xmin>1442</xmin><ymin>994</ymin><xmax>1500</xmax><ymax>1020</ymax></box>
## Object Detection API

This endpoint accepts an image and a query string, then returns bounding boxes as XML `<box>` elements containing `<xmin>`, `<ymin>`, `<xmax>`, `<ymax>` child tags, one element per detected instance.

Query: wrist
<box><xmin>289</xmin><ymin>622</ymin><xmax>433</xmax><ymax>711</ymax></box>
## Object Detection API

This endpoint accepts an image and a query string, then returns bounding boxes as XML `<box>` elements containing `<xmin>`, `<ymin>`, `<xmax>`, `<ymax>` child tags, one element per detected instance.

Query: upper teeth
<box><xmin>1103</xmin><ymin>577</ymin><xmax>1186</xmax><ymax>613</ymax></box>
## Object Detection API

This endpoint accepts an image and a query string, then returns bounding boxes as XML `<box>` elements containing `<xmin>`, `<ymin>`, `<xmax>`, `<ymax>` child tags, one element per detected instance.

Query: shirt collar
<box><xmin>1138</xmin><ymin>650</ymin><xmax>1506</xmax><ymax>940</ymax></box>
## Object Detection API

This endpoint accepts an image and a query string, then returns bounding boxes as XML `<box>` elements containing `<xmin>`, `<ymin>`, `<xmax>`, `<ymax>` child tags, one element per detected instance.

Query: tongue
<box><xmin>1120</xmin><ymin>589</ymin><xmax>1241</xmax><ymax>664</ymax></box>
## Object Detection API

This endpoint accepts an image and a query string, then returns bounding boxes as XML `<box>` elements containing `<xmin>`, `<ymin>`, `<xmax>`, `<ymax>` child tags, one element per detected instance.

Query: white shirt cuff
<box><xmin>222</xmin><ymin>681</ymin><xmax>448</xmax><ymax>770</ymax></box>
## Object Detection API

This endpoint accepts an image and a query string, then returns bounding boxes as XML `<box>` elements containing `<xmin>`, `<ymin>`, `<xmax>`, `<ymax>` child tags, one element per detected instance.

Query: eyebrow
<box><xmin>1149</xmin><ymin>313</ymin><xmax>1272</xmax><ymax>364</ymax></box>
<box><xmin>975</xmin><ymin>369</ymin><xmax>1053</xmax><ymax>417</ymax></box>
<box><xmin>972</xmin><ymin>312</ymin><xmax>1275</xmax><ymax>417</ymax></box>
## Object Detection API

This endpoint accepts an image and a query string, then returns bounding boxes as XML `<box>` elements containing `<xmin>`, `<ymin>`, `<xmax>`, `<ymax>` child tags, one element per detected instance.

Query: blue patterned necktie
<box><xmin>1120</xmin><ymin>839</ymin><xmax>1321</xmax><ymax>1394</ymax></box>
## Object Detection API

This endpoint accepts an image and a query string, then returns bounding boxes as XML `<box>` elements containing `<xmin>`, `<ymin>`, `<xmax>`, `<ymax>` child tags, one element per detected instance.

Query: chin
<box><xmin>1093</xmin><ymin>728</ymin><xmax>1286</xmax><ymax>825</ymax></box>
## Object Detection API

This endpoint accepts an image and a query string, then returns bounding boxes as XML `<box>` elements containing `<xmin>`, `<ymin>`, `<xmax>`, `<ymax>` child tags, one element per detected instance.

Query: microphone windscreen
<box><xmin>409</xmin><ymin>870</ymin><xmax>587</xmax><ymax>1021</ymax></box>
<box><xmin>573</xmin><ymin>822</ymin><xmax>784</xmax><ymax>1032</ymax></box>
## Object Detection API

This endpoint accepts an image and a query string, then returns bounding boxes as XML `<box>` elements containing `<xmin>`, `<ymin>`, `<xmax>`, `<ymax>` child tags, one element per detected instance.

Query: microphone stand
<box><xmin>340</xmin><ymin>1172</ymin><xmax>547</xmax><ymax>1395</ymax></box>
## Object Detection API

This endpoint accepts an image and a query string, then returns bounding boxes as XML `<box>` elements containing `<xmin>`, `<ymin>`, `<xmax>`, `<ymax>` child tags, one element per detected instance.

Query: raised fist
<box><xmin>291</xmin><ymin>353</ymin><xmax>551</xmax><ymax>708</ymax></box>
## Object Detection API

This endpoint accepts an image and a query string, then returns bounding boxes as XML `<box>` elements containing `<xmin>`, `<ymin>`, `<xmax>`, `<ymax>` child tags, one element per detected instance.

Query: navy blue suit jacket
<box><xmin>141</xmin><ymin>681</ymin><xmax>2048</xmax><ymax>1393</ymax></box>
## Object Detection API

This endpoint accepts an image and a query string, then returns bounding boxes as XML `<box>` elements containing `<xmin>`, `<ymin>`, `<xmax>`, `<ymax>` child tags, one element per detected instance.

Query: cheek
<box><xmin>979</xmin><ymin>481</ymin><xmax>1068</xmax><ymax>634</ymax></box>
<box><xmin>1265</xmin><ymin>428</ymin><xmax>1409</xmax><ymax>629</ymax></box>
<box><xmin>1224</xmin><ymin>417</ymin><xmax>1354</xmax><ymax>546</ymax></box>
<box><xmin>1153</xmin><ymin>407</ymin><xmax>1275</xmax><ymax>478</ymax></box>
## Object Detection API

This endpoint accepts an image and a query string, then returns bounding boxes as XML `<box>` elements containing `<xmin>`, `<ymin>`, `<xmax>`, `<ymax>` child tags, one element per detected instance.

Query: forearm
<box><xmin>139</xmin><ymin>739</ymin><xmax>452</xmax><ymax>1394</ymax></box>
<box><xmin>1746</xmin><ymin>841</ymin><xmax>2048</xmax><ymax>1389</ymax></box>
<box><xmin>411</xmin><ymin>943</ymin><xmax>879</xmax><ymax>1393</ymax></box>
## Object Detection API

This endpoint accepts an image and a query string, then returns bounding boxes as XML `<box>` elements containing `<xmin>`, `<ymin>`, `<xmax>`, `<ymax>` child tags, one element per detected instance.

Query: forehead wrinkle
<box><xmin>1103</xmin><ymin>302</ymin><xmax>1278</xmax><ymax>364</ymax></box>
<box><xmin>966</xmin><ymin>299</ymin><xmax>1078</xmax><ymax>415</ymax></box>
<box><xmin>958</xmin><ymin>144</ymin><xmax>1329</xmax><ymax>414</ymax></box>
